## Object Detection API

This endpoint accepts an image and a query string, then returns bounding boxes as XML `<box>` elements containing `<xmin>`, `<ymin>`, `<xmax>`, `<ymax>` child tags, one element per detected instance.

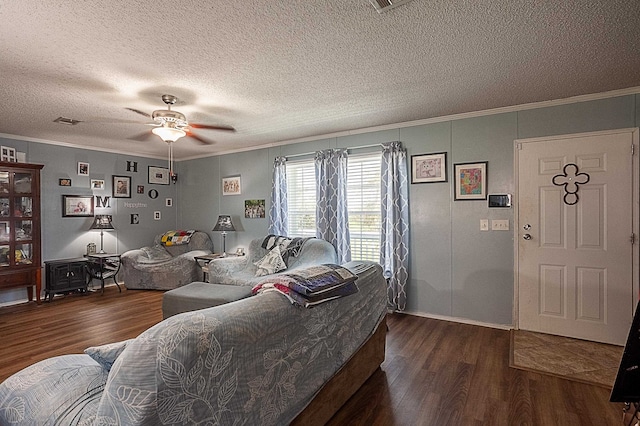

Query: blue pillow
<box><xmin>84</xmin><ymin>339</ymin><xmax>133</xmax><ymax>371</ymax></box>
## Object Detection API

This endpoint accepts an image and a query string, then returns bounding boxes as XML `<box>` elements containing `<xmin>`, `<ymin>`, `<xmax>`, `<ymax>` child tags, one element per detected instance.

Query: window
<box><xmin>347</xmin><ymin>153</ymin><xmax>381</xmax><ymax>262</ymax></box>
<box><xmin>286</xmin><ymin>160</ymin><xmax>316</xmax><ymax>238</ymax></box>
<box><xmin>285</xmin><ymin>152</ymin><xmax>382</xmax><ymax>262</ymax></box>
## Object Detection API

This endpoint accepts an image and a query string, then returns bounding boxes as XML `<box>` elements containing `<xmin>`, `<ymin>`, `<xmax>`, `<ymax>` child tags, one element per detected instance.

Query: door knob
<box><xmin>523</xmin><ymin>234</ymin><xmax>532</xmax><ymax>240</ymax></box>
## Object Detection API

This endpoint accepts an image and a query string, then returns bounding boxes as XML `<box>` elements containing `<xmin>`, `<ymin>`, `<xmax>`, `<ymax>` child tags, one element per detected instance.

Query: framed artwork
<box><xmin>91</xmin><ymin>179</ymin><xmax>105</xmax><ymax>190</ymax></box>
<box><xmin>411</xmin><ymin>152</ymin><xmax>447</xmax><ymax>184</ymax></box>
<box><xmin>154</xmin><ymin>211</ymin><xmax>161</xmax><ymax>220</ymax></box>
<box><xmin>454</xmin><ymin>161</ymin><xmax>488</xmax><ymax>200</ymax></box>
<box><xmin>137</xmin><ymin>185</ymin><xmax>144</xmax><ymax>194</ymax></box>
<box><xmin>62</xmin><ymin>195</ymin><xmax>94</xmax><ymax>217</ymax></box>
<box><xmin>112</xmin><ymin>175</ymin><xmax>131</xmax><ymax>198</ymax></box>
<box><xmin>78</xmin><ymin>162</ymin><xmax>90</xmax><ymax>176</ymax></box>
<box><xmin>148</xmin><ymin>166</ymin><xmax>170</xmax><ymax>185</ymax></box>
<box><xmin>245</xmin><ymin>199</ymin><xmax>265</xmax><ymax>218</ymax></box>
<box><xmin>1</xmin><ymin>147</ymin><xmax>16</xmax><ymax>162</ymax></box>
<box><xmin>59</xmin><ymin>178</ymin><xmax>72</xmax><ymax>187</ymax></box>
<box><xmin>165</xmin><ymin>198</ymin><xmax>173</xmax><ymax>207</ymax></box>
<box><xmin>222</xmin><ymin>175</ymin><xmax>241</xmax><ymax>196</ymax></box>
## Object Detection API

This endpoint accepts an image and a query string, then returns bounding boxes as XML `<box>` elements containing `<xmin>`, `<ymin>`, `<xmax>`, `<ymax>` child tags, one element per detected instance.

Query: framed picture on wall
<box><xmin>222</xmin><ymin>175</ymin><xmax>241</xmax><ymax>196</ymax></box>
<box><xmin>454</xmin><ymin>161</ymin><xmax>488</xmax><ymax>200</ymax></box>
<box><xmin>91</xmin><ymin>179</ymin><xmax>105</xmax><ymax>190</ymax></box>
<box><xmin>411</xmin><ymin>152</ymin><xmax>447</xmax><ymax>184</ymax></box>
<box><xmin>112</xmin><ymin>175</ymin><xmax>131</xmax><ymax>198</ymax></box>
<box><xmin>77</xmin><ymin>162</ymin><xmax>89</xmax><ymax>176</ymax></box>
<box><xmin>62</xmin><ymin>195</ymin><xmax>94</xmax><ymax>217</ymax></box>
<box><xmin>148</xmin><ymin>166</ymin><xmax>170</xmax><ymax>185</ymax></box>
<box><xmin>245</xmin><ymin>199</ymin><xmax>265</xmax><ymax>218</ymax></box>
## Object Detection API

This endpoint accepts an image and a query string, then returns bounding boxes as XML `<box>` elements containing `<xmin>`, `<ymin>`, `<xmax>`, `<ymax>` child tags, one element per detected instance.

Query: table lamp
<box><xmin>90</xmin><ymin>215</ymin><xmax>115</xmax><ymax>253</ymax></box>
<box><xmin>212</xmin><ymin>215</ymin><xmax>235</xmax><ymax>256</ymax></box>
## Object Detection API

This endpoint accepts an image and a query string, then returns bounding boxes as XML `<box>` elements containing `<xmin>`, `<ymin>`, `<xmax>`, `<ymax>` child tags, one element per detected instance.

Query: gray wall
<box><xmin>179</xmin><ymin>94</ymin><xmax>639</xmax><ymax>326</ymax></box>
<box><xmin>1</xmin><ymin>94</ymin><xmax>637</xmax><ymax>323</ymax></box>
<box><xmin>0</xmin><ymin>140</ymin><xmax>177</xmax><ymax>304</ymax></box>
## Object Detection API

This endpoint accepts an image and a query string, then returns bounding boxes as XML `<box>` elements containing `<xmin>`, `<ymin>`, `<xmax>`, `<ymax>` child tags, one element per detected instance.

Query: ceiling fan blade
<box><xmin>128</xmin><ymin>131</ymin><xmax>156</xmax><ymax>142</ymax></box>
<box><xmin>189</xmin><ymin>123</ymin><xmax>235</xmax><ymax>132</ymax></box>
<box><xmin>187</xmin><ymin>131</ymin><xmax>215</xmax><ymax>145</ymax></box>
<box><xmin>83</xmin><ymin>117</ymin><xmax>149</xmax><ymax>125</ymax></box>
<box><xmin>125</xmin><ymin>107</ymin><xmax>152</xmax><ymax>118</ymax></box>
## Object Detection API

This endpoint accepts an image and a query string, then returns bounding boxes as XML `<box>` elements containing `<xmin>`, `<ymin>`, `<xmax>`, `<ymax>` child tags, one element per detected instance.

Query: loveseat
<box><xmin>121</xmin><ymin>230</ymin><xmax>213</xmax><ymax>290</ymax></box>
<box><xmin>0</xmin><ymin>262</ymin><xmax>387</xmax><ymax>425</ymax></box>
<box><xmin>207</xmin><ymin>235</ymin><xmax>337</xmax><ymax>286</ymax></box>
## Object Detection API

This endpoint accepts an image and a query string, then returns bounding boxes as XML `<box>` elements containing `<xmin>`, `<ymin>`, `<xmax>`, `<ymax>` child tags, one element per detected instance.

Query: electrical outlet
<box><xmin>491</xmin><ymin>219</ymin><xmax>509</xmax><ymax>231</ymax></box>
<box><xmin>480</xmin><ymin>219</ymin><xmax>489</xmax><ymax>231</ymax></box>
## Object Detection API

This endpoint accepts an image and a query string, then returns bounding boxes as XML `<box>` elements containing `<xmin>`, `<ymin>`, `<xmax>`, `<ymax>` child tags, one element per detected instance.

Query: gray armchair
<box><xmin>207</xmin><ymin>236</ymin><xmax>337</xmax><ymax>286</ymax></box>
<box><xmin>121</xmin><ymin>231</ymin><xmax>213</xmax><ymax>290</ymax></box>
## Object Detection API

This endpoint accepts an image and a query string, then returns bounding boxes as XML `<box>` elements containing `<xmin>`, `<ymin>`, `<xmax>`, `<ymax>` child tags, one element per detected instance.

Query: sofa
<box><xmin>207</xmin><ymin>235</ymin><xmax>338</xmax><ymax>286</ymax></box>
<box><xmin>0</xmin><ymin>261</ymin><xmax>387</xmax><ymax>426</ymax></box>
<box><xmin>121</xmin><ymin>230</ymin><xmax>213</xmax><ymax>290</ymax></box>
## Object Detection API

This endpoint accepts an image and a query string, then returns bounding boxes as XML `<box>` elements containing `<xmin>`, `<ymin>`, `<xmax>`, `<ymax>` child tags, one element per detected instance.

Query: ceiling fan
<box><xmin>126</xmin><ymin>94</ymin><xmax>235</xmax><ymax>145</ymax></box>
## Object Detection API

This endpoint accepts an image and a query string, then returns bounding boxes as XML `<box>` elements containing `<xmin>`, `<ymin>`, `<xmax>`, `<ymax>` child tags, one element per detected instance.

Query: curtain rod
<box><xmin>283</xmin><ymin>143</ymin><xmax>384</xmax><ymax>159</ymax></box>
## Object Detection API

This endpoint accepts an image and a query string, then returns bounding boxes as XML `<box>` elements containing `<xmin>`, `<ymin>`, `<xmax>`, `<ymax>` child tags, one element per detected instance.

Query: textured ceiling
<box><xmin>1</xmin><ymin>1</ymin><xmax>639</xmax><ymax>160</ymax></box>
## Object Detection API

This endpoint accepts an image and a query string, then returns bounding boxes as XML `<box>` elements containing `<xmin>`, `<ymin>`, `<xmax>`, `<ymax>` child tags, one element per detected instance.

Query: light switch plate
<box><xmin>480</xmin><ymin>219</ymin><xmax>489</xmax><ymax>231</ymax></box>
<box><xmin>492</xmin><ymin>219</ymin><xmax>509</xmax><ymax>230</ymax></box>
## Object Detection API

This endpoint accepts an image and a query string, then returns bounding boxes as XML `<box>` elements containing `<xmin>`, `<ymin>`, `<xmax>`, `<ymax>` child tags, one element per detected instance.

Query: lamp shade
<box><xmin>90</xmin><ymin>215</ymin><xmax>115</xmax><ymax>230</ymax></box>
<box><xmin>212</xmin><ymin>215</ymin><xmax>235</xmax><ymax>232</ymax></box>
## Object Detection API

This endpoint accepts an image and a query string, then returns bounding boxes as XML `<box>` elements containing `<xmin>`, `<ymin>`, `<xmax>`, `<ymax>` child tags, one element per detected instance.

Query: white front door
<box><xmin>516</xmin><ymin>128</ymin><xmax>639</xmax><ymax>345</ymax></box>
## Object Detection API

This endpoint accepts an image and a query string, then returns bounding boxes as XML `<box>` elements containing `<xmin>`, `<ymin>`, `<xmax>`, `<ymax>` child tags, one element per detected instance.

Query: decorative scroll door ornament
<box><xmin>552</xmin><ymin>163</ymin><xmax>590</xmax><ymax>205</ymax></box>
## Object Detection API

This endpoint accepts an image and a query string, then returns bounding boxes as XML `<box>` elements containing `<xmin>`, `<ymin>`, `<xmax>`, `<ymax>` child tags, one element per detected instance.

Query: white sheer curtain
<box><xmin>380</xmin><ymin>141</ymin><xmax>409</xmax><ymax>311</ymax></box>
<box><xmin>315</xmin><ymin>149</ymin><xmax>351</xmax><ymax>264</ymax></box>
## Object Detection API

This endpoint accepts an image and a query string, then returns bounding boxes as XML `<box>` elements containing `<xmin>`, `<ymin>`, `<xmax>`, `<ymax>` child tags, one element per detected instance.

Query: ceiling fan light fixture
<box><xmin>152</xmin><ymin>126</ymin><xmax>186</xmax><ymax>142</ymax></box>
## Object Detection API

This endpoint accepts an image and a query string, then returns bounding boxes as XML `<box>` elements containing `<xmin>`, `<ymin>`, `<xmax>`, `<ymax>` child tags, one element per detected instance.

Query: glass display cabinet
<box><xmin>0</xmin><ymin>162</ymin><xmax>43</xmax><ymax>302</ymax></box>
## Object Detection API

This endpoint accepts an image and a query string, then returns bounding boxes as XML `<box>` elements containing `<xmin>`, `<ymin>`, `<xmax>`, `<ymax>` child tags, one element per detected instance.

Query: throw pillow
<box><xmin>254</xmin><ymin>245</ymin><xmax>287</xmax><ymax>277</ymax></box>
<box><xmin>84</xmin><ymin>338</ymin><xmax>134</xmax><ymax>371</ymax></box>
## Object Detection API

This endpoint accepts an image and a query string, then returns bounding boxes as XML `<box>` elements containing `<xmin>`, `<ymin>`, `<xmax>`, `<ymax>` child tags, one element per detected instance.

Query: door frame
<box><xmin>513</xmin><ymin>128</ymin><xmax>640</xmax><ymax>333</ymax></box>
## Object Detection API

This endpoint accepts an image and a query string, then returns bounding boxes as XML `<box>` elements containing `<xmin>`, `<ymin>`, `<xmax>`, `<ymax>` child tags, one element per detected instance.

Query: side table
<box><xmin>194</xmin><ymin>253</ymin><xmax>241</xmax><ymax>281</ymax></box>
<box><xmin>86</xmin><ymin>253</ymin><xmax>122</xmax><ymax>294</ymax></box>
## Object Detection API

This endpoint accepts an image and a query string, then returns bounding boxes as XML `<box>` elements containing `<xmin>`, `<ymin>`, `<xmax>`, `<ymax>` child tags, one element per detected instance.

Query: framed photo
<box><xmin>137</xmin><ymin>185</ymin><xmax>144</xmax><ymax>194</ymax></box>
<box><xmin>222</xmin><ymin>175</ymin><xmax>241</xmax><ymax>196</ymax></box>
<box><xmin>62</xmin><ymin>195</ymin><xmax>94</xmax><ymax>217</ymax></box>
<box><xmin>411</xmin><ymin>152</ymin><xmax>447</xmax><ymax>184</ymax></box>
<box><xmin>454</xmin><ymin>162</ymin><xmax>488</xmax><ymax>200</ymax></box>
<box><xmin>154</xmin><ymin>211</ymin><xmax>161</xmax><ymax>220</ymax></box>
<box><xmin>78</xmin><ymin>162</ymin><xmax>90</xmax><ymax>176</ymax></box>
<box><xmin>245</xmin><ymin>199</ymin><xmax>265</xmax><ymax>218</ymax></box>
<box><xmin>59</xmin><ymin>178</ymin><xmax>72</xmax><ymax>187</ymax></box>
<box><xmin>91</xmin><ymin>179</ymin><xmax>105</xmax><ymax>190</ymax></box>
<box><xmin>112</xmin><ymin>175</ymin><xmax>131</xmax><ymax>198</ymax></box>
<box><xmin>1</xmin><ymin>147</ymin><xmax>16</xmax><ymax>162</ymax></box>
<box><xmin>148</xmin><ymin>166</ymin><xmax>170</xmax><ymax>185</ymax></box>
<box><xmin>165</xmin><ymin>198</ymin><xmax>173</xmax><ymax>207</ymax></box>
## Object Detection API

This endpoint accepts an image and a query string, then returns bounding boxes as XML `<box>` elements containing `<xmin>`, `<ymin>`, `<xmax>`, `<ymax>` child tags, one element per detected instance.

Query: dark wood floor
<box><xmin>0</xmin><ymin>287</ymin><xmax>623</xmax><ymax>425</ymax></box>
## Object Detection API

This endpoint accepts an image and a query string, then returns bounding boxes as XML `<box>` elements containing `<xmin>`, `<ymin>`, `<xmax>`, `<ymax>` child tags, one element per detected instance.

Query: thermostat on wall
<box><xmin>488</xmin><ymin>194</ymin><xmax>511</xmax><ymax>208</ymax></box>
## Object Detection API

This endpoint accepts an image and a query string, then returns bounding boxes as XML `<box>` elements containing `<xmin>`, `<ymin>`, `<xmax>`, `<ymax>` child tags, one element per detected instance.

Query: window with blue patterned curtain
<box><xmin>285</xmin><ymin>152</ymin><xmax>381</xmax><ymax>262</ymax></box>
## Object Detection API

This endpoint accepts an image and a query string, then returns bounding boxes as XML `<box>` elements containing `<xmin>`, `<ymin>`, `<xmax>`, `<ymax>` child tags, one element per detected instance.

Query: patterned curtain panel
<box><xmin>381</xmin><ymin>141</ymin><xmax>410</xmax><ymax>311</ymax></box>
<box><xmin>268</xmin><ymin>156</ymin><xmax>288</xmax><ymax>236</ymax></box>
<box><xmin>315</xmin><ymin>149</ymin><xmax>351</xmax><ymax>264</ymax></box>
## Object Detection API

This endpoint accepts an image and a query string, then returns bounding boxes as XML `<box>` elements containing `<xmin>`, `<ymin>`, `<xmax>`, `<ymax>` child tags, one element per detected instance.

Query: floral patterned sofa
<box><xmin>121</xmin><ymin>230</ymin><xmax>213</xmax><ymax>290</ymax></box>
<box><xmin>0</xmin><ymin>262</ymin><xmax>387</xmax><ymax>425</ymax></box>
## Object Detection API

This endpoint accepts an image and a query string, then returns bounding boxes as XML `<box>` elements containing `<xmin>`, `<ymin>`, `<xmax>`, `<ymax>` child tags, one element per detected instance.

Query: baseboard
<box><xmin>400</xmin><ymin>309</ymin><xmax>513</xmax><ymax>331</ymax></box>
<box><xmin>0</xmin><ymin>281</ymin><xmax>122</xmax><ymax>307</ymax></box>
